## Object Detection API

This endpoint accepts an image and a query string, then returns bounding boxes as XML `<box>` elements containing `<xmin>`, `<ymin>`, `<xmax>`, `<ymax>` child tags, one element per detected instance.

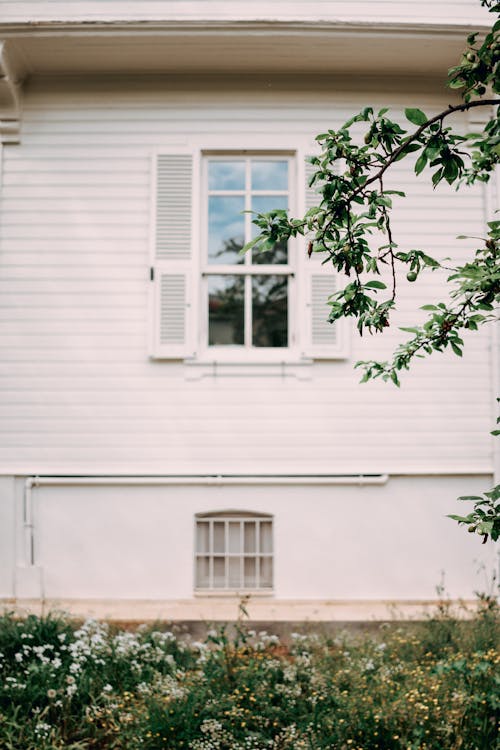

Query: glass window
<box><xmin>204</xmin><ymin>155</ymin><xmax>292</xmax><ymax>351</ymax></box>
<box><xmin>194</xmin><ymin>512</ymin><xmax>273</xmax><ymax>591</ymax></box>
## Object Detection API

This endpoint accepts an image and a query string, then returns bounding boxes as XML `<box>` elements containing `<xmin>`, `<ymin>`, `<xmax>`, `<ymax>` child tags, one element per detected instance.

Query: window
<box><xmin>150</xmin><ymin>149</ymin><xmax>346</xmax><ymax>361</ymax></box>
<box><xmin>203</xmin><ymin>156</ymin><xmax>292</xmax><ymax>352</ymax></box>
<box><xmin>195</xmin><ymin>511</ymin><xmax>273</xmax><ymax>591</ymax></box>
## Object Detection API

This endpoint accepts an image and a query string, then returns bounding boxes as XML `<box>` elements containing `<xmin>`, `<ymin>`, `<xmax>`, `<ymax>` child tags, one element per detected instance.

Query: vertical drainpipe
<box><xmin>23</xmin><ymin>477</ymin><xmax>37</xmax><ymax>566</ymax></box>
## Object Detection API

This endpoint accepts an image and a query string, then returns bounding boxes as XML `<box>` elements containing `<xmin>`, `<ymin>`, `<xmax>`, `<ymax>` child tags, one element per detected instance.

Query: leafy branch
<box><xmin>246</xmin><ymin>6</ymin><xmax>499</xmax><ymax>349</ymax></box>
<box><xmin>244</xmin><ymin>1</ymin><xmax>500</xmax><ymax>543</ymax></box>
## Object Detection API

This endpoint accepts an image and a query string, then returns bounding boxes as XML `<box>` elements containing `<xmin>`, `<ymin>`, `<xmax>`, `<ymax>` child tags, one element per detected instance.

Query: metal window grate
<box><xmin>195</xmin><ymin>515</ymin><xmax>273</xmax><ymax>590</ymax></box>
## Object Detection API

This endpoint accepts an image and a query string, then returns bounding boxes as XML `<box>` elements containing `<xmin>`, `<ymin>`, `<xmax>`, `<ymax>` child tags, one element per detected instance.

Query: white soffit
<box><xmin>0</xmin><ymin>22</ymin><xmax>490</xmax><ymax>78</ymax></box>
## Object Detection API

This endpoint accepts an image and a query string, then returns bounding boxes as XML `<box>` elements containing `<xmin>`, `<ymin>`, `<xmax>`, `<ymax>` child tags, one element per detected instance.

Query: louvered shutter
<box><xmin>301</xmin><ymin>155</ymin><xmax>347</xmax><ymax>359</ymax></box>
<box><xmin>305</xmin><ymin>156</ymin><xmax>321</xmax><ymax>212</ymax></box>
<box><xmin>150</xmin><ymin>152</ymin><xmax>196</xmax><ymax>359</ymax></box>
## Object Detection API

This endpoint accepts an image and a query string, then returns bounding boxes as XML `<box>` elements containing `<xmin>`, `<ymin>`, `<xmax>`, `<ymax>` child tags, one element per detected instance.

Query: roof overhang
<box><xmin>0</xmin><ymin>20</ymin><xmax>488</xmax><ymax>78</ymax></box>
<box><xmin>0</xmin><ymin>19</ymin><xmax>489</xmax><ymax>142</ymax></box>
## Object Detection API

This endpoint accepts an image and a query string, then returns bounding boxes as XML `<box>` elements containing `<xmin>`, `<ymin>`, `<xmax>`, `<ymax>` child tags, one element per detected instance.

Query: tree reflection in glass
<box><xmin>208</xmin><ymin>275</ymin><xmax>245</xmax><ymax>346</ymax></box>
<box><xmin>252</xmin><ymin>275</ymin><xmax>288</xmax><ymax>347</ymax></box>
<box><xmin>208</xmin><ymin>196</ymin><xmax>245</xmax><ymax>264</ymax></box>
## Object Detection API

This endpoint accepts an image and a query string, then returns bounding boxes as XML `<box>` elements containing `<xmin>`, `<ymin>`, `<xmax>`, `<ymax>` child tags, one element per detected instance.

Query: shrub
<box><xmin>0</xmin><ymin>605</ymin><xmax>498</xmax><ymax>749</ymax></box>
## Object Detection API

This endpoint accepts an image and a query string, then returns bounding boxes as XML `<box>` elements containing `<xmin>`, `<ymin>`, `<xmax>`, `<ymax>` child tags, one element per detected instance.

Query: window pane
<box><xmin>244</xmin><ymin>522</ymin><xmax>256</xmax><ymax>553</ymax></box>
<box><xmin>208</xmin><ymin>276</ymin><xmax>244</xmax><ymax>346</ymax></box>
<box><xmin>208</xmin><ymin>196</ymin><xmax>245</xmax><ymax>264</ymax></box>
<box><xmin>260</xmin><ymin>557</ymin><xmax>273</xmax><ymax>588</ymax></box>
<box><xmin>244</xmin><ymin>558</ymin><xmax>257</xmax><ymax>589</ymax></box>
<box><xmin>213</xmin><ymin>522</ymin><xmax>225</xmax><ymax>553</ymax></box>
<box><xmin>228</xmin><ymin>557</ymin><xmax>241</xmax><ymax>588</ymax></box>
<box><xmin>196</xmin><ymin>557</ymin><xmax>210</xmax><ymax>588</ymax></box>
<box><xmin>209</xmin><ymin>161</ymin><xmax>245</xmax><ymax>191</ymax></box>
<box><xmin>196</xmin><ymin>522</ymin><xmax>210</xmax><ymax>554</ymax></box>
<box><xmin>260</xmin><ymin>521</ymin><xmax>272</xmax><ymax>553</ymax></box>
<box><xmin>213</xmin><ymin>557</ymin><xmax>225</xmax><ymax>588</ymax></box>
<box><xmin>228</xmin><ymin>522</ymin><xmax>241</xmax><ymax>553</ymax></box>
<box><xmin>251</xmin><ymin>195</ymin><xmax>288</xmax><ymax>264</ymax></box>
<box><xmin>251</xmin><ymin>160</ymin><xmax>288</xmax><ymax>191</ymax></box>
<box><xmin>252</xmin><ymin>275</ymin><xmax>288</xmax><ymax>347</ymax></box>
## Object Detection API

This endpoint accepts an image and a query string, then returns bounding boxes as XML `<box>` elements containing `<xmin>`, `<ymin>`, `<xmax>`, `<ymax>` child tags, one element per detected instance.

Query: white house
<box><xmin>0</xmin><ymin>0</ymin><xmax>497</xmax><ymax>622</ymax></box>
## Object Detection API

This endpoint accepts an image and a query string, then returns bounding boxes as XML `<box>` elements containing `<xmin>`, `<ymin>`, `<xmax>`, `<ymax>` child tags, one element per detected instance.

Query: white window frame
<box><xmin>194</xmin><ymin>511</ymin><xmax>274</xmax><ymax>593</ymax></box>
<box><xmin>149</xmin><ymin>141</ymin><xmax>350</xmax><ymax>364</ymax></box>
<box><xmin>198</xmin><ymin>152</ymin><xmax>298</xmax><ymax>364</ymax></box>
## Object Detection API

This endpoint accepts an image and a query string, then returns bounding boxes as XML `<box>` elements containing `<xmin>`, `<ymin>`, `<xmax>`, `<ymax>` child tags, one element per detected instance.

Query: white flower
<box><xmin>47</xmin><ymin>689</ymin><xmax>57</xmax><ymax>699</ymax></box>
<box><xmin>34</xmin><ymin>722</ymin><xmax>51</xmax><ymax>737</ymax></box>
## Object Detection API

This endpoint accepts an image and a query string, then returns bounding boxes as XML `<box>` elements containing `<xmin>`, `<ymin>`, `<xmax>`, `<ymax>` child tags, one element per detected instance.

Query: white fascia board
<box><xmin>0</xmin><ymin>20</ymin><xmax>491</xmax><ymax>78</ymax></box>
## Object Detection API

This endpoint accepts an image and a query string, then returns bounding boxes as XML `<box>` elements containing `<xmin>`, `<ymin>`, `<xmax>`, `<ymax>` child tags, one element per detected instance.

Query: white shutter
<box><xmin>301</xmin><ymin>156</ymin><xmax>348</xmax><ymax>359</ymax></box>
<box><xmin>150</xmin><ymin>152</ymin><xmax>196</xmax><ymax>359</ymax></box>
<box><xmin>305</xmin><ymin>156</ymin><xmax>322</xmax><ymax>211</ymax></box>
<box><xmin>301</xmin><ymin>265</ymin><xmax>345</xmax><ymax>359</ymax></box>
<box><xmin>311</xmin><ymin>273</ymin><xmax>337</xmax><ymax>348</ymax></box>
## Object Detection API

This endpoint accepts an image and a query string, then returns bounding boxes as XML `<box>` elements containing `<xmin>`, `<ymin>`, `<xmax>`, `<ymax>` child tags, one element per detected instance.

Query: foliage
<box><xmin>246</xmin><ymin>0</ymin><xmax>500</xmax><ymax>542</ymax></box>
<box><xmin>0</xmin><ymin>608</ymin><xmax>499</xmax><ymax>749</ymax></box>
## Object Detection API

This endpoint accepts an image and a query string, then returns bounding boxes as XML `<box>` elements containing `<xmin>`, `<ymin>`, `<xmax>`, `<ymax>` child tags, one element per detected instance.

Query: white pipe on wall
<box><xmin>22</xmin><ymin>473</ymin><xmax>389</xmax><ymax>567</ymax></box>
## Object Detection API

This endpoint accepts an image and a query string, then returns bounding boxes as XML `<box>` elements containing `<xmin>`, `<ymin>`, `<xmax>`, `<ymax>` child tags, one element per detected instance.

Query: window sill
<box><xmin>194</xmin><ymin>590</ymin><xmax>274</xmax><ymax>598</ymax></box>
<box><xmin>185</xmin><ymin>357</ymin><xmax>315</xmax><ymax>379</ymax></box>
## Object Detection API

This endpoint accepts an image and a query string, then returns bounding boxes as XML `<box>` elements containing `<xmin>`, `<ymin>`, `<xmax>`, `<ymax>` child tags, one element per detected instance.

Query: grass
<box><xmin>0</xmin><ymin>599</ymin><xmax>498</xmax><ymax>749</ymax></box>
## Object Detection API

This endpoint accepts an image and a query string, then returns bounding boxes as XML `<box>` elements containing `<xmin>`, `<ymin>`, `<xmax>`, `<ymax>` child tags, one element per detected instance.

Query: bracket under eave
<box><xmin>0</xmin><ymin>41</ymin><xmax>23</xmax><ymax>144</ymax></box>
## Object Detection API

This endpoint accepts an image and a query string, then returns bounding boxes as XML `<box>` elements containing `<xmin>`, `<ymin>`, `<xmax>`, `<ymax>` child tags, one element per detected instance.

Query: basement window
<box><xmin>195</xmin><ymin>511</ymin><xmax>273</xmax><ymax>591</ymax></box>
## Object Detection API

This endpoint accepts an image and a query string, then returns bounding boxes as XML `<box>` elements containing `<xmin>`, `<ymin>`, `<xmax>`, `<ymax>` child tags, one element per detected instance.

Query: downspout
<box><xmin>23</xmin><ymin>476</ymin><xmax>38</xmax><ymax>566</ymax></box>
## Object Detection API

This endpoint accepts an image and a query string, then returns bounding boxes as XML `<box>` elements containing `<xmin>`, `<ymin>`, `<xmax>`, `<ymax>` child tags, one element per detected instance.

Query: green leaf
<box><xmin>240</xmin><ymin>236</ymin><xmax>262</xmax><ymax>254</ymax></box>
<box><xmin>405</xmin><ymin>108</ymin><xmax>428</xmax><ymax>126</ymax></box>
<box><xmin>414</xmin><ymin>152</ymin><xmax>428</xmax><ymax>175</ymax></box>
<box><xmin>364</xmin><ymin>280</ymin><xmax>387</xmax><ymax>289</ymax></box>
<box><xmin>451</xmin><ymin>343</ymin><xmax>463</xmax><ymax>357</ymax></box>
<box><xmin>432</xmin><ymin>168</ymin><xmax>443</xmax><ymax>187</ymax></box>
<box><xmin>447</xmin><ymin>514</ymin><xmax>473</xmax><ymax>523</ymax></box>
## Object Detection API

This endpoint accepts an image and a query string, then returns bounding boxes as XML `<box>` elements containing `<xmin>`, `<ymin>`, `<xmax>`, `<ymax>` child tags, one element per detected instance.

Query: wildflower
<box><xmin>47</xmin><ymin>689</ymin><xmax>57</xmax><ymax>699</ymax></box>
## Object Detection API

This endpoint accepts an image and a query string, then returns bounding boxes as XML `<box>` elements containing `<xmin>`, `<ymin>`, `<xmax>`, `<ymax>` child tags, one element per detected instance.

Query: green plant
<box><xmin>245</xmin><ymin>0</ymin><xmax>500</xmax><ymax>542</ymax></box>
<box><xmin>1</xmin><ymin>609</ymin><xmax>498</xmax><ymax>749</ymax></box>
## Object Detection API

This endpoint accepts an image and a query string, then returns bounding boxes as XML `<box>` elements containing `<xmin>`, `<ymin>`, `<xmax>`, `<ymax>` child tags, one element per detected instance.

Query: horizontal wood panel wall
<box><xmin>0</xmin><ymin>77</ymin><xmax>493</xmax><ymax>474</ymax></box>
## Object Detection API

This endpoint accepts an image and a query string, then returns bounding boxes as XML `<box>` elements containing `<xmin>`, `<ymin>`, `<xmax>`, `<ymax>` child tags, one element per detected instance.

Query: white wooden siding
<box><xmin>0</xmin><ymin>76</ymin><xmax>494</xmax><ymax>474</ymax></box>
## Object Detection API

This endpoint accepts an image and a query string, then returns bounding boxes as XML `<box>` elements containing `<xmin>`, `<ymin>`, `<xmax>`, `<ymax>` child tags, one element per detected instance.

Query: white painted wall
<box><xmin>0</xmin><ymin>75</ymin><xmax>494</xmax><ymax>476</ymax></box>
<box><xmin>12</xmin><ymin>476</ymin><xmax>497</xmax><ymax>604</ymax></box>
